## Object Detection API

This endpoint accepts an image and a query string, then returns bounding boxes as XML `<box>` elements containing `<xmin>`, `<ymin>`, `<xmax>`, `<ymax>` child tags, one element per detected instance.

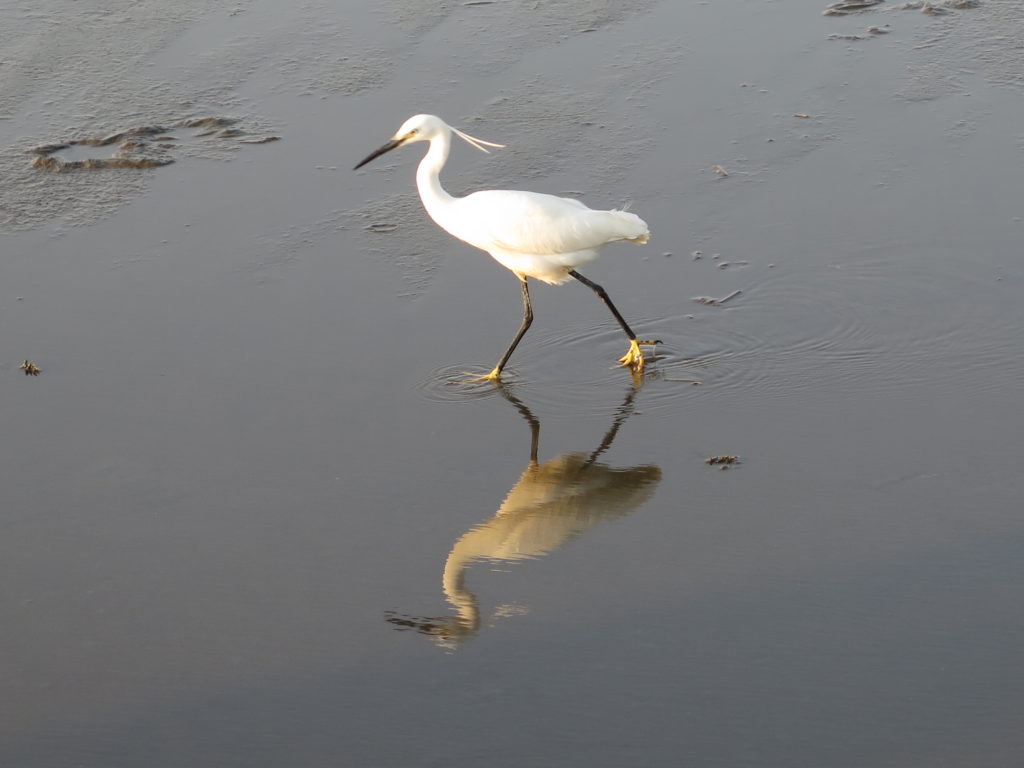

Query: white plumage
<box><xmin>354</xmin><ymin>114</ymin><xmax>657</xmax><ymax>379</ymax></box>
<box><xmin>443</xmin><ymin>190</ymin><xmax>648</xmax><ymax>285</ymax></box>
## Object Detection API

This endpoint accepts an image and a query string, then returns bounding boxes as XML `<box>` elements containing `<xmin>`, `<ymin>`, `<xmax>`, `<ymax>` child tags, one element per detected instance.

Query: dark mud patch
<box><xmin>824</xmin><ymin>0</ymin><xmax>885</xmax><ymax>16</ymax></box>
<box><xmin>0</xmin><ymin>0</ymin><xmax>277</xmax><ymax>232</ymax></box>
<box><xmin>28</xmin><ymin>117</ymin><xmax>278</xmax><ymax>172</ymax></box>
<box><xmin>2</xmin><ymin>110</ymin><xmax>278</xmax><ymax>231</ymax></box>
<box><xmin>824</xmin><ymin>0</ymin><xmax>979</xmax><ymax>14</ymax></box>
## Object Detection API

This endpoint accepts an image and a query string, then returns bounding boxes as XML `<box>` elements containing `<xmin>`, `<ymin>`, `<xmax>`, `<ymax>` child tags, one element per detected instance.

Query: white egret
<box><xmin>354</xmin><ymin>114</ymin><xmax>659</xmax><ymax>379</ymax></box>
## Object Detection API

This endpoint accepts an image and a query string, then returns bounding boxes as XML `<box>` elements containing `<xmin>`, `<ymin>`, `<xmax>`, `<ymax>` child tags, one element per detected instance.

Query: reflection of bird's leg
<box><xmin>583</xmin><ymin>385</ymin><xmax>640</xmax><ymax>467</ymax></box>
<box><xmin>494</xmin><ymin>381</ymin><xmax>541</xmax><ymax>465</ymax></box>
<box><xmin>473</xmin><ymin>276</ymin><xmax>533</xmax><ymax>381</ymax></box>
<box><xmin>568</xmin><ymin>270</ymin><xmax>659</xmax><ymax>371</ymax></box>
<box><xmin>497</xmin><ymin>378</ymin><xmax>638</xmax><ymax>469</ymax></box>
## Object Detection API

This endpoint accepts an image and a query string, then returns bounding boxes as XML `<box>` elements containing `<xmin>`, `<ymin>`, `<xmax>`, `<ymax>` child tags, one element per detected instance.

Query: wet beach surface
<box><xmin>3</xmin><ymin>1</ymin><xmax>1024</xmax><ymax>765</ymax></box>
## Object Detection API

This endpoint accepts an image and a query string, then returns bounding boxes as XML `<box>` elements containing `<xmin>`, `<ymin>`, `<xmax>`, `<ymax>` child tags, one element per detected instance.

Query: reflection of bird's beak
<box><xmin>353</xmin><ymin>137</ymin><xmax>403</xmax><ymax>170</ymax></box>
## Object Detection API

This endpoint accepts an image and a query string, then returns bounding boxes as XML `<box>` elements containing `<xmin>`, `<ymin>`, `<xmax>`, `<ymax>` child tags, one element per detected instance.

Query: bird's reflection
<box><xmin>387</xmin><ymin>384</ymin><xmax>661</xmax><ymax>647</ymax></box>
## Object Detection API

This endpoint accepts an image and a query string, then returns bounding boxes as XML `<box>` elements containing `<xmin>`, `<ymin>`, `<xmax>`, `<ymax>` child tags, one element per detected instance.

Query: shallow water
<box><xmin>3</xmin><ymin>0</ymin><xmax>1024</xmax><ymax>766</ymax></box>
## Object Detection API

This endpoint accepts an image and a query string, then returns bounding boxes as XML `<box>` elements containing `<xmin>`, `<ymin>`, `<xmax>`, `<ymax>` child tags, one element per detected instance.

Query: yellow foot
<box><xmin>462</xmin><ymin>367</ymin><xmax>502</xmax><ymax>383</ymax></box>
<box><xmin>618</xmin><ymin>339</ymin><xmax>660</xmax><ymax>372</ymax></box>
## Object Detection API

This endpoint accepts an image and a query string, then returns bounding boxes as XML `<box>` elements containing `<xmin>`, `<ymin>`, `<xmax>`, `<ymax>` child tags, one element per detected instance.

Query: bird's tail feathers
<box><xmin>452</xmin><ymin>126</ymin><xmax>506</xmax><ymax>154</ymax></box>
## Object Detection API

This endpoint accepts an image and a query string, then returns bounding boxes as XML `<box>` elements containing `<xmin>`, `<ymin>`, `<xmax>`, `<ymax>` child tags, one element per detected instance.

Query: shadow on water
<box><xmin>386</xmin><ymin>383</ymin><xmax>661</xmax><ymax>648</ymax></box>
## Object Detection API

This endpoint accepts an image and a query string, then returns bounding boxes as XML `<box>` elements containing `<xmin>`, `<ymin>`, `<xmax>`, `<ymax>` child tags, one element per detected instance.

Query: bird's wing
<box><xmin>453</xmin><ymin>190</ymin><xmax>644</xmax><ymax>255</ymax></box>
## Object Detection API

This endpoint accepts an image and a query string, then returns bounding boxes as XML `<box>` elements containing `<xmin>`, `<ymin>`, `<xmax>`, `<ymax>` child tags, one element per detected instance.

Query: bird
<box><xmin>354</xmin><ymin>114</ymin><xmax>659</xmax><ymax>380</ymax></box>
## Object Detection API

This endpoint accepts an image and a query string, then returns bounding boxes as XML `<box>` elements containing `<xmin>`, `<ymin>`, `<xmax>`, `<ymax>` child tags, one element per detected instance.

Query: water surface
<box><xmin>3</xmin><ymin>1</ymin><xmax>1024</xmax><ymax>766</ymax></box>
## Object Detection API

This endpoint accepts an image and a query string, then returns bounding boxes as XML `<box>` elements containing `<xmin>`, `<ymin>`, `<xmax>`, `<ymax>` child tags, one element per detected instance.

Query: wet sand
<box><xmin>3</xmin><ymin>1</ymin><xmax>1024</xmax><ymax>766</ymax></box>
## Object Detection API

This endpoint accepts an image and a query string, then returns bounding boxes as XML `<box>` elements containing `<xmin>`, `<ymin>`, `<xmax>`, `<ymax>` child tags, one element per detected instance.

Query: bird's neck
<box><xmin>442</xmin><ymin>546</ymin><xmax>480</xmax><ymax>635</ymax></box>
<box><xmin>416</xmin><ymin>132</ymin><xmax>456</xmax><ymax>219</ymax></box>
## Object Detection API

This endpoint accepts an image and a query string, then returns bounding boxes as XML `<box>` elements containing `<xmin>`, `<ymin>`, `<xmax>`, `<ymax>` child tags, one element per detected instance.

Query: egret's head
<box><xmin>354</xmin><ymin>114</ymin><xmax>504</xmax><ymax>170</ymax></box>
<box><xmin>393</xmin><ymin>113</ymin><xmax>446</xmax><ymax>144</ymax></box>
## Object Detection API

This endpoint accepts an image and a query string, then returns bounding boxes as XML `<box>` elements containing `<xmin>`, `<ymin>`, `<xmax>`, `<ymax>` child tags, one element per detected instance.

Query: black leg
<box><xmin>487</xmin><ymin>276</ymin><xmax>533</xmax><ymax>378</ymax></box>
<box><xmin>569</xmin><ymin>270</ymin><xmax>659</xmax><ymax>371</ymax></box>
<box><xmin>569</xmin><ymin>269</ymin><xmax>637</xmax><ymax>341</ymax></box>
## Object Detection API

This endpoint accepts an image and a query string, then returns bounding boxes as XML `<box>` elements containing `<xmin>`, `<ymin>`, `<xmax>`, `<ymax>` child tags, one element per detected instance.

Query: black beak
<box><xmin>353</xmin><ymin>138</ymin><xmax>403</xmax><ymax>170</ymax></box>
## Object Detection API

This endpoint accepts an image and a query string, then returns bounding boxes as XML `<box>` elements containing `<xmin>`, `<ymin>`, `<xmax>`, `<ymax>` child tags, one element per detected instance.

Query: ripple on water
<box><xmin>415</xmin><ymin>248</ymin><xmax>1024</xmax><ymax>414</ymax></box>
<box><xmin>415</xmin><ymin>317</ymin><xmax>704</xmax><ymax>417</ymax></box>
<box><xmin>668</xmin><ymin>250</ymin><xmax>1024</xmax><ymax>406</ymax></box>
<box><xmin>415</xmin><ymin>365</ymin><xmax>514</xmax><ymax>404</ymax></box>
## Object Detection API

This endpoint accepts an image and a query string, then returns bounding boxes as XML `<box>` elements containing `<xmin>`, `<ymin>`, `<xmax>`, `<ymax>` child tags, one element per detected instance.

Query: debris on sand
<box><xmin>692</xmin><ymin>290</ymin><xmax>742</xmax><ymax>306</ymax></box>
<box><xmin>706</xmin><ymin>455</ymin><xmax>741</xmax><ymax>469</ymax></box>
